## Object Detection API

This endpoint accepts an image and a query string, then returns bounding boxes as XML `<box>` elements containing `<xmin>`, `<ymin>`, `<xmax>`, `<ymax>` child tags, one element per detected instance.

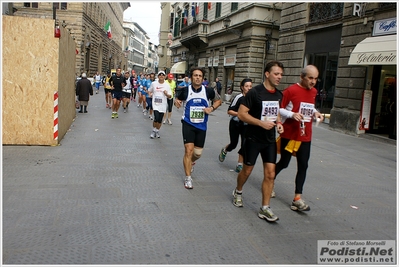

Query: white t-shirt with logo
<box><xmin>148</xmin><ymin>81</ymin><xmax>172</xmax><ymax>113</ymax></box>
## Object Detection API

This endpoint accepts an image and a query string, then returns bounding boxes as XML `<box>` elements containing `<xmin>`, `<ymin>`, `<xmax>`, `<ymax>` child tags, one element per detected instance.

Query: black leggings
<box><xmin>275</xmin><ymin>137</ymin><xmax>311</xmax><ymax>194</ymax></box>
<box><xmin>166</xmin><ymin>98</ymin><xmax>173</xmax><ymax>113</ymax></box>
<box><xmin>226</xmin><ymin>119</ymin><xmax>246</xmax><ymax>156</ymax></box>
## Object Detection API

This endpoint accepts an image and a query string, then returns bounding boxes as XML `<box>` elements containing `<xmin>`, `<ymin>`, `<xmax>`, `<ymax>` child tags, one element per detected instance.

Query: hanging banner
<box><xmin>359</xmin><ymin>90</ymin><xmax>372</xmax><ymax>130</ymax></box>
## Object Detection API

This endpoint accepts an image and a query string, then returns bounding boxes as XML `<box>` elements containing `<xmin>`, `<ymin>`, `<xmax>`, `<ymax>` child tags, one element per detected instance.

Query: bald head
<box><xmin>300</xmin><ymin>65</ymin><xmax>319</xmax><ymax>89</ymax></box>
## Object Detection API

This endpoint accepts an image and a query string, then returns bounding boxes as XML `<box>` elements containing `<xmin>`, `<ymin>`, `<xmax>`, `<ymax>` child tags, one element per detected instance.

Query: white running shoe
<box><xmin>291</xmin><ymin>198</ymin><xmax>310</xmax><ymax>211</ymax></box>
<box><xmin>150</xmin><ymin>131</ymin><xmax>155</xmax><ymax>139</ymax></box>
<box><xmin>184</xmin><ymin>178</ymin><xmax>193</xmax><ymax>189</ymax></box>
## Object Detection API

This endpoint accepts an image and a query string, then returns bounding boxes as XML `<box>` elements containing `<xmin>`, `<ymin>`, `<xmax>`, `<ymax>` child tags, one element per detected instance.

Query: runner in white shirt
<box><xmin>122</xmin><ymin>71</ymin><xmax>132</xmax><ymax>113</ymax></box>
<box><xmin>94</xmin><ymin>71</ymin><xmax>102</xmax><ymax>94</ymax></box>
<box><xmin>147</xmin><ymin>71</ymin><xmax>172</xmax><ymax>138</ymax></box>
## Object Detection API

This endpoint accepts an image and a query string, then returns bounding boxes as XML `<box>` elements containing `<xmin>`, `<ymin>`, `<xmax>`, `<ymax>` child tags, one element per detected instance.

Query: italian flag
<box><xmin>104</xmin><ymin>21</ymin><xmax>112</xmax><ymax>39</ymax></box>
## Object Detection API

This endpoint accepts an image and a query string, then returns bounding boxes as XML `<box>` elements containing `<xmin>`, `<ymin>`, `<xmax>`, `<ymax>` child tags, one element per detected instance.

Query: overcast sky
<box><xmin>123</xmin><ymin>2</ymin><xmax>162</xmax><ymax>45</ymax></box>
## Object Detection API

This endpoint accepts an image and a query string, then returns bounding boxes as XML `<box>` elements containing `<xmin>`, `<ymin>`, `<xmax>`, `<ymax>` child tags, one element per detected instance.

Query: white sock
<box><xmin>262</xmin><ymin>205</ymin><xmax>270</xmax><ymax>210</ymax></box>
<box><xmin>186</xmin><ymin>175</ymin><xmax>192</xmax><ymax>180</ymax></box>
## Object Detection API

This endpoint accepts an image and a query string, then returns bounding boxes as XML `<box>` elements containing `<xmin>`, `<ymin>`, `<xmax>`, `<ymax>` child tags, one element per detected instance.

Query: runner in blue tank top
<box><xmin>174</xmin><ymin>67</ymin><xmax>222</xmax><ymax>189</ymax></box>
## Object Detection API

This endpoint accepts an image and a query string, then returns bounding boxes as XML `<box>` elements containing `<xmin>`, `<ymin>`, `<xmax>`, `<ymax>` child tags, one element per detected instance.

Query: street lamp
<box><xmin>223</xmin><ymin>17</ymin><xmax>231</xmax><ymax>28</ymax></box>
<box><xmin>223</xmin><ymin>17</ymin><xmax>242</xmax><ymax>37</ymax></box>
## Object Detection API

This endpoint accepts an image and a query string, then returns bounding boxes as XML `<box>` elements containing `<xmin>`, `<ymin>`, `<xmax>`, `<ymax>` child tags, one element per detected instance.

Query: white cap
<box><xmin>82</xmin><ymin>73</ymin><xmax>87</xmax><ymax>78</ymax></box>
<box><xmin>158</xmin><ymin>70</ymin><xmax>166</xmax><ymax>76</ymax></box>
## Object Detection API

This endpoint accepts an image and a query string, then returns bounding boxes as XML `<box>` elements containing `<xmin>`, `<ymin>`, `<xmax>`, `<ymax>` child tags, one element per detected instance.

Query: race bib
<box><xmin>189</xmin><ymin>106</ymin><xmax>205</xmax><ymax>123</ymax></box>
<box><xmin>154</xmin><ymin>97</ymin><xmax>163</xmax><ymax>104</ymax></box>
<box><xmin>299</xmin><ymin>102</ymin><xmax>315</xmax><ymax>122</ymax></box>
<box><xmin>261</xmin><ymin>101</ymin><xmax>279</xmax><ymax>121</ymax></box>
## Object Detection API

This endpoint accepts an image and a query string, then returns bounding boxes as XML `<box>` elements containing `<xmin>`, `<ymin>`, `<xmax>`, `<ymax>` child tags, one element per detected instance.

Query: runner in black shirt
<box><xmin>109</xmin><ymin>68</ymin><xmax>126</xmax><ymax>118</ymax></box>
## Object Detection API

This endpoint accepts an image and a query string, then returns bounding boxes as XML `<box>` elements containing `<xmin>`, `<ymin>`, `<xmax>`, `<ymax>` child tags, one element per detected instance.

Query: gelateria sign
<box><xmin>348</xmin><ymin>34</ymin><xmax>397</xmax><ymax>65</ymax></box>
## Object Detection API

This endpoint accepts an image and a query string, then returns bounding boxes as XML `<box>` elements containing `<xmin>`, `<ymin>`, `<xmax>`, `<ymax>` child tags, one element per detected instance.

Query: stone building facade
<box><xmin>162</xmin><ymin>2</ymin><xmax>282</xmax><ymax>100</ymax></box>
<box><xmin>277</xmin><ymin>3</ymin><xmax>396</xmax><ymax>139</ymax></box>
<box><xmin>11</xmin><ymin>2</ymin><xmax>130</xmax><ymax>76</ymax></box>
<box><xmin>123</xmin><ymin>21</ymin><xmax>155</xmax><ymax>74</ymax></box>
<box><xmin>158</xmin><ymin>2</ymin><xmax>174</xmax><ymax>74</ymax></box>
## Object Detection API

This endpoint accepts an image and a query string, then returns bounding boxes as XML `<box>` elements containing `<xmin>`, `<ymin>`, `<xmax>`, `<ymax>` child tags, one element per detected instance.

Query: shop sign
<box><xmin>213</xmin><ymin>56</ymin><xmax>219</xmax><ymax>66</ymax></box>
<box><xmin>224</xmin><ymin>54</ymin><xmax>236</xmax><ymax>66</ymax></box>
<box><xmin>352</xmin><ymin>3</ymin><xmax>366</xmax><ymax>17</ymax></box>
<box><xmin>198</xmin><ymin>58</ymin><xmax>206</xmax><ymax>67</ymax></box>
<box><xmin>373</xmin><ymin>18</ymin><xmax>397</xmax><ymax>36</ymax></box>
<box><xmin>208</xmin><ymin>57</ymin><xmax>213</xmax><ymax>66</ymax></box>
<box><xmin>355</xmin><ymin>52</ymin><xmax>396</xmax><ymax>65</ymax></box>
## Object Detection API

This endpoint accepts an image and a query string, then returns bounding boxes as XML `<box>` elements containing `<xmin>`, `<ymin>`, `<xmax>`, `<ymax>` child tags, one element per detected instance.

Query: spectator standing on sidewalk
<box><xmin>232</xmin><ymin>61</ymin><xmax>284</xmax><ymax>222</ymax></box>
<box><xmin>147</xmin><ymin>71</ymin><xmax>172</xmax><ymax>139</ymax></box>
<box><xmin>76</xmin><ymin>73</ymin><xmax>93</xmax><ymax>113</ymax></box>
<box><xmin>219</xmin><ymin>78</ymin><xmax>253</xmax><ymax>172</ymax></box>
<box><xmin>174</xmin><ymin>67</ymin><xmax>222</xmax><ymax>189</ymax></box>
<box><xmin>274</xmin><ymin>65</ymin><xmax>324</xmax><ymax>212</ymax></box>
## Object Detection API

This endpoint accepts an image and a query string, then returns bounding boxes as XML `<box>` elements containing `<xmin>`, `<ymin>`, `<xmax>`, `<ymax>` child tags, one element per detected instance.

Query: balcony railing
<box><xmin>179</xmin><ymin>20</ymin><xmax>209</xmax><ymax>48</ymax></box>
<box><xmin>180</xmin><ymin>20</ymin><xmax>209</xmax><ymax>38</ymax></box>
<box><xmin>309</xmin><ymin>3</ymin><xmax>344</xmax><ymax>24</ymax></box>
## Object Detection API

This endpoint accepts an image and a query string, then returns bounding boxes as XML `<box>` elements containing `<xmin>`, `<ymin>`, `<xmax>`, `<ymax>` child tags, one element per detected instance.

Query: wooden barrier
<box><xmin>2</xmin><ymin>16</ymin><xmax>76</xmax><ymax>145</ymax></box>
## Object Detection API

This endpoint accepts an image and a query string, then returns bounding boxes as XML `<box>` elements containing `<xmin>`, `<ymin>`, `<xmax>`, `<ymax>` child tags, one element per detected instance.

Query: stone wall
<box><xmin>277</xmin><ymin>3</ymin><xmax>307</xmax><ymax>90</ymax></box>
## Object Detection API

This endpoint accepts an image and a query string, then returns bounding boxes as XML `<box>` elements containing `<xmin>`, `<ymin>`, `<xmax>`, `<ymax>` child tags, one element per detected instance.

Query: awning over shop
<box><xmin>348</xmin><ymin>34</ymin><xmax>397</xmax><ymax>65</ymax></box>
<box><xmin>170</xmin><ymin>61</ymin><xmax>187</xmax><ymax>74</ymax></box>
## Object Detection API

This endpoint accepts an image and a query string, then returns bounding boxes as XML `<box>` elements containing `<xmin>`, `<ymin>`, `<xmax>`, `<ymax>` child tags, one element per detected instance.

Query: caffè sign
<box><xmin>373</xmin><ymin>17</ymin><xmax>396</xmax><ymax>36</ymax></box>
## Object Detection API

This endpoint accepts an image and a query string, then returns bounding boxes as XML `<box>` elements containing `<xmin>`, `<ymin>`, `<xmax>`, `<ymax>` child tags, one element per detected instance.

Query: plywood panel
<box><xmin>2</xmin><ymin>16</ymin><xmax>68</xmax><ymax>145</ymax></box>
<box><xmin>57</xmin><ymin>25</ymin><xmax>78</xmax><ymax>142</ymax></box>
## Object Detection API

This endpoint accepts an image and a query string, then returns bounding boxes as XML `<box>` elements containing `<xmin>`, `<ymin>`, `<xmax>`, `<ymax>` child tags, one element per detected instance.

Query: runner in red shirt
<box><xmin>275</xmin><ymin>65</ymin><xmax>324</xmax><ymax>212</ymax></box>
